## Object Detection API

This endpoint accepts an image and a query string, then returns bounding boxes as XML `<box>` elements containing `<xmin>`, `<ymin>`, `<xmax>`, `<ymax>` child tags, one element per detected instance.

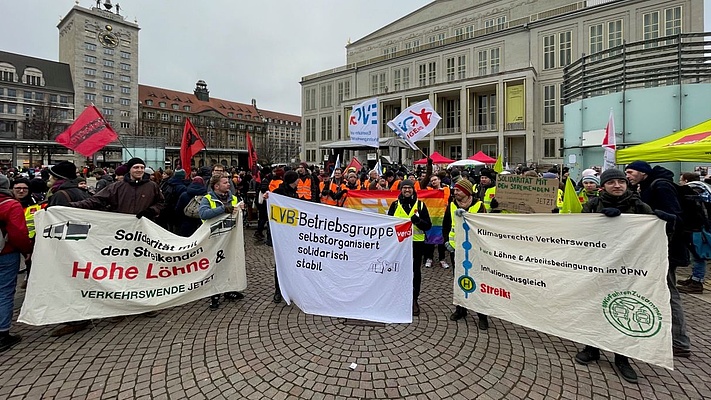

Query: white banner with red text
<box><xmin>454</xmin><ymin>213</ymin><xmax>673</xmax><ymax>369</ymax></box>
<box><xmin>19</xmin><ymin>206</ymin><xmax>247</xmax><ymax>325</ymax></box>
<box><xmin>268</xmin><ymin>193</ymin><xmax>413</xmax><ymax>323</ymax></box>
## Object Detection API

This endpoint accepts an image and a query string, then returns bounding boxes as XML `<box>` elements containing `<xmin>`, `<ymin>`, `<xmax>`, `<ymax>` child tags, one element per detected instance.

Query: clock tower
<box><xmin>58</xmin><ymin>1</ymin><xmax>139</xmax><ymax>137</ymax></box>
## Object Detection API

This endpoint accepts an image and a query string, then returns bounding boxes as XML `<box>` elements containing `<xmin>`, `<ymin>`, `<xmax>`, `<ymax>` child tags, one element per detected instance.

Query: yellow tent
<box><xmin>616</xmin><ymin>118</ymin><xmax>711</xmax><ymax>163</ymax></box>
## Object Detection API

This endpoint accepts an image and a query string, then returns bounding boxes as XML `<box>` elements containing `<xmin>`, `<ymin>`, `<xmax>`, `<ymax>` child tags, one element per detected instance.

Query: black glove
<box><xmin>224</xmin><ymin>203</ymin><xmax>235</xmax><ymax>214</ymax></box>
<box><xmin>601</xmin><ymin>208</ymin><xmax>621</xmax><ymax>217</ymax></box>
<box><xmin>136</xmin><ymin>208</ymin><xmax>156</xmax><ymax>219</ymax></box>
<box><xmin>551</xmin><ymin>208</ymin><xmax>560</xmax><ymax>214</ymax></box>
<box><xmin>411</xmin><ymin>214</ymin><xmax>421</xmax><ymax>224</ymax></box>
<box><xmin>321</xmin><ymin>190</ymin><xmax>331</xmax><ymax>197</ymax></box>
<box><xmin>653</xmin><ymin>209</ymin><xmax>674</xmax><ymax>222</ymax></box>
<box><xmin>490</xmin><ymin>198</ymin><xmax>499</xmax><ymax>209</ymax></box>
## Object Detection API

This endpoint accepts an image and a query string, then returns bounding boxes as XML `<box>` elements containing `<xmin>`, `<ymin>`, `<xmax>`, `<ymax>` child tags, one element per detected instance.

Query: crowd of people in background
<box><xmin>1</xmin><ymin>156</ymin><xmax>709</xmax><ymax>384</ymax></box>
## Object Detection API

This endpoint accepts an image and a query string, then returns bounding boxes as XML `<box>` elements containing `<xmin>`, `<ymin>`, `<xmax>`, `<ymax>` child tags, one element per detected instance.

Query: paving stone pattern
<box><xmin>1</xmin><ymin>236</ymin><xmax>710</xmax><ymax>399</ymax></box>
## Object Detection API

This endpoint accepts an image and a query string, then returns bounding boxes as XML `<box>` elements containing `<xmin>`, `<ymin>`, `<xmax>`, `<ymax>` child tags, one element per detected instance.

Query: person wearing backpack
<box><xmin>677</xmin><ymin>172</ymin><xmax>710</xmax><ymax>294</ymax></box>
<box><xmin>158</xmin><ymin>169</ymin><xmax>187</xmax><ymax>233</ymax></box>
<box><xmin>625</xmin><ymin>160</ymin><xmax>692</xmax><ymax>358</ymax></box>
<box><xmin>0</xmin><ymin>173</ymin><xmax>33</xmax><ymax>352</ymax></box>
<box><xmin>175</xmin><ymin>176</ymin><xmax>208</xmax><ymax>237</ymax></box>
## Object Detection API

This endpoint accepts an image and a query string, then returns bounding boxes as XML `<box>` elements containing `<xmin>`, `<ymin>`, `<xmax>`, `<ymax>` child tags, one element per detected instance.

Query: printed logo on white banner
<box><xmin>602</xmin><ymin>291</ymin><xmax>662</xmax><ymax>338</ymax></box>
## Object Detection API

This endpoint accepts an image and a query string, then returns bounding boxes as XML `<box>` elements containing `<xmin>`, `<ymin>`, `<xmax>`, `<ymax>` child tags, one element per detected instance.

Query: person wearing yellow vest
<box><xmin>198</xmin><ymin>173</ymin><xmax>245</xmax><ymax>310</ymax></box>
<box><xmin>295</xmin><ymin>162</ymin><xmax>320</xmax><ymax>202</ymax></box>
<box><xmin>442</xmin><ymin>178</ymin><xmax>490</xmax><ymax>330</ymax></box>
<box><xmin>577</xmin><ymin>175</ymin><xmax>600</xmax><ymax>205</ymax></box>
<box><xmin>541</xmin><ymin>172</ymin><xmax>565</xmax><ymax>210</ymax></box>
<box><xmin>11</xmin><ymin>178</ymin><xmax>42</xmax><ymax>290</ymax></box>
<box><xmin>387</xmin><ymin>179</ymin><xmax>432</xmax><ymax>317</ymax></box>
<box><xmin>475</xmin><ymin>168</ymin><xmax>497</xmax><ymax>212</ymax></box>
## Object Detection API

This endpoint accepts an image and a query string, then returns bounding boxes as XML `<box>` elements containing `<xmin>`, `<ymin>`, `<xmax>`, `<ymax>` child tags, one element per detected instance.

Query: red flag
<box><xmin>246</xmin><ymin>133</ymin><xmax>261</xmax><ymax>183</ymax></box>
<box><xmin>180</xmin><ymin>118</ymin><xmax>206</xmax><ymax>177</ymax></box>
<box><xmin>346</xmin><ymin>156</ymin><xmax>362</xmax><ymax>173</ymax></box>
<box><xmin>55</xmin><ymin>105</ymin><xmax>118</xmax><ymax>157</ymax></box>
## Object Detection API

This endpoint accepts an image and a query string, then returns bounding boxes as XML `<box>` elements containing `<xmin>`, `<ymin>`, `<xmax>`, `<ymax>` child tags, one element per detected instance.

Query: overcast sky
<box><xmin>2</xmin><ymin>1</ymin><xmax>709</xmax><ymax>116</ymax></box>
<box><xmin>1</xmin><ymin>0</ymin><xmax>431</xmax><ymax>116</ymax></box>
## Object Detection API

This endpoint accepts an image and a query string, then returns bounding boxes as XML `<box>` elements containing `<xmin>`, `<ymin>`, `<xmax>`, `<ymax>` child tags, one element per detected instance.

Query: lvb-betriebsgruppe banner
<box><xmin>268</xmin><ymin>193</ymin><xmax>413</xmax><ymax>323</ymax></box>
<box><xmin>19</xmin><ymin>206</ymin><xmax>247</xmax><ymax>325</ymax></box>
<box><xmin>453</xmin><ymin>213</ymin><xmax>673</xmax><ymax>369</ymax></box>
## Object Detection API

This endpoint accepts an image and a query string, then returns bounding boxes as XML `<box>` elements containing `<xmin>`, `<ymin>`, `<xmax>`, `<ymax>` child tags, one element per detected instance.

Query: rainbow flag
<box><xmin>343</xmin><ymin>190</ymin><xmax>448</xmax><ymax>244</ymax></box>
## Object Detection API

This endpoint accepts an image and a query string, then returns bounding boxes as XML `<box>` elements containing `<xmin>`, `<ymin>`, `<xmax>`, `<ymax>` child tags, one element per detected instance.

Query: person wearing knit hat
<box><xmin>125</xmin><ymin>157</ymin><xmax>145</xmax><ymax>170</ymax></box>
<box><xmin>114</xmin><ymin>164</ymin><xmax>128</xmax><ymax>181</ymax></box>
<box><xmin>623</xmin><ymin>159</ymin><xmax>693</xmax><ymax>359</ymax></box>
<box><xmin>444</xmin><ymin>172</ymin><xmax>488</xmax><ymax>329</ymax></box>
<box><xmin>476</xmin><ymin>169</ymin><xmax>497</xmax><ymax>211</ymax></box>
<box><xmin>48</xmin><ymin>161</ymin><xmax>77</xmax><ymax>181</ymax></box>
<box><xmin>387</xmin><ymin>175</ymin><xmax>432</xmax><ymax>317</ymax></box>
<box><xmin>578</xmin><ymin>175</ymin><xmax>600</xmax><ymax>204</ymax></box>
<box><xmin>574</xmin><ymin>164</ymin><xmax>654</xmax><ymax>384</ymax></box>
<box><xmin>581</xmin><ymin>168</ymin><xmax>598</xmax><ymax>178</ymax></box>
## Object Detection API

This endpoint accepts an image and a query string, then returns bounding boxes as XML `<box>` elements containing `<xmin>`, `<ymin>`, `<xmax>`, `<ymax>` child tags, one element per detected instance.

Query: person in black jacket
<box><xmin>387</xmin><ymin>179</ymin><xmax>432</xmax><ymax>316</ymax></box>
<box><xmin>574</xmin><ymin>168</ymin><xmax>654</xmax><ymax>384</ymax></box>
<box><xmin>265</xmin><ymin>171</ymin><xmax>300</xmax><ymax>303</ymax></box>
<box><xmin>625</xmin><ymin>161</ymin><xmax>691</xmax><ymax>359</ymax></box>
<box><xmin>175</xmin><ymin>176</ymin><xmax>208</xmax><ymax>237</ymax></box>
<box><xmin>253</xmin><ymin>167</ymin><xmax>272</xmax><ymax>241</ymax></box>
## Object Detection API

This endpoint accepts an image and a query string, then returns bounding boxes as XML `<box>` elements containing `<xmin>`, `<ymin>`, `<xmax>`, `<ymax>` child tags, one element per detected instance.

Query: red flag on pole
<box><xmin>55</xmin><ymin>105</ymin><xmax>118</xmax><ymax>157</ymax></box>
<box><xmin>346</xmin><ymin>156</ymin><xmax>362</xmax><ymax>173</ymax></box>
<box><xmin>246</xmin><ymin>133</ymin><xmax>261</xmax><ymax>183</ymax></box>
<box><xmin>180</xmin><ymin>118</ymin><xmax>206</xmax><ymax>177</ymax></box>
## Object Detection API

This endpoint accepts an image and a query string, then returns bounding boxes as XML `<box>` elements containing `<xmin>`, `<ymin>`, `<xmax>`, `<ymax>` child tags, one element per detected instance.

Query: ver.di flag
<box><xmin>19</xmin><ymin>206</ymin><xmax>247</xmax><ymax>325</ymax></box>
<box><xmin>55</xmin><ymin>105</ymin><xmax>118</xmax><ymax>157</ymax></box>
<box><xmin>602</xmin><ymin>109</ymin><xmax>616</xmax><ymax>171</ymax></box>
<box><xmin>348</xmin><ymin>98</ymin><xmax>379</xmax><ymax>148</ymax></box>
<box><xmin>387</xmin><ymin>100</ymin><xmax>441</xmax><ymax>150</ymax></box>
<box><xmin>181</xmin><ymin>118</ymin><xmax>206</xmax><ymax>177</ymax></box>
<box><xmin>453</xmin><ymin>212</ymin><xmax>672</xmax><ymax>369</ymax></box>
<box><xmin>268</xmin><ymin>193</ymin><xmax>413</xmax><ymax>323</ymax></box>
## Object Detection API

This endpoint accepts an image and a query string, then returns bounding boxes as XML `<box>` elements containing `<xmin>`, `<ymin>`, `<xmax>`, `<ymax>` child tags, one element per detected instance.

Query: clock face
<box><xmin>99</xmin><ymin>32</ymin><xmax>119</xmax><ymax>48</ymax></box>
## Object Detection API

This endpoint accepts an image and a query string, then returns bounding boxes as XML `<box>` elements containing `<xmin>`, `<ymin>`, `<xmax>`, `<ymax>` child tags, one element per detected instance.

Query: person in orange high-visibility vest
<box><xmin>268</xmin><ymin>168</ymin><xmax>284</xmax><ymax>192</ymax></box>
<box><xmin>339</xmin><ymin>172</ymin><xmax>362</xmax><ymax>206</ymax></box>
<box><xmin>320</xmin><ymin>168</ymin><xmax>346</xmax><ymax>205</ymax></box>
<box><xmin>295</xmin><ymin>163</ymin><xmax>320</xmax><ymax>202</ymax></box>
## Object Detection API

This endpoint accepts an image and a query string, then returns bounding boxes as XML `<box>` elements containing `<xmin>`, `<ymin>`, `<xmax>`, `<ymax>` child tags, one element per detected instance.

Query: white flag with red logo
<box><xmin>602</xmin><ymin>109</ymin><xmax>616</xmax><ymax>171</ymax></box>
<box><xmin>387</xmin><ymin>100</ymin><xmax>441</xmax><ymax>150</ymax></box>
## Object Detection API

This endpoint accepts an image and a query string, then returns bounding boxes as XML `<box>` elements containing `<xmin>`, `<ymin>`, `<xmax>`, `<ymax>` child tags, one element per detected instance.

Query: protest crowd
<box><xmin>1</xmin><ymin>154</ymin><xmax>709</xmax><ymax>385</ymax></box>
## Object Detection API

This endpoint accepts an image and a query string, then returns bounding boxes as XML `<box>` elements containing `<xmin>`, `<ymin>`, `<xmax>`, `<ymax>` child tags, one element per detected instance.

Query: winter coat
<box><xmin>47</xmin><ymin>179</ymin><xmax>91</xmax><ymax>207</ymax></box>
<box><xmin>95</xmin><ymin>174</ymin><xmax>114</xmax><ymax>192</ymax></box>
<box><xmin>175</xmin><ymin>182</ymin><xmax>208</xmax><ymax>237</ymax></box>
<box><xmin>0</xmin><ymin>193</ymin><xmax>33</xmax><ymax>255</ymax></box>
<box><xmin>583</xmin><ymin>190</ymin><xmax>653</xmax><ymax>215</ymax></box>
<box><xmin>70</xmin><ymin>172</ymin><xmax>164</xmax><ymax>217</ymax></box>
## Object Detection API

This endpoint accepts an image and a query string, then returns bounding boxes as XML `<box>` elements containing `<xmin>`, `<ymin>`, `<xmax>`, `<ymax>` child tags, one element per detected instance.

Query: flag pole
<box><xmin>91</xmin><ymin>103</ymin><xmax>133</xmax><ymax>158</ymax></box>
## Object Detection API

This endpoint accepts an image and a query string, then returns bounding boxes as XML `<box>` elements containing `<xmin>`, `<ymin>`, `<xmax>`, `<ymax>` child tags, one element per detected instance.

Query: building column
<box><xmin>460</xmin><ymin>87</ymin><xmax>467</xmax><ymax>159</ymax></box>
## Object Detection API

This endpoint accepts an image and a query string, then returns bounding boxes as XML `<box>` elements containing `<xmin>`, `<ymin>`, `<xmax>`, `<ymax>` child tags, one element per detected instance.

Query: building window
<box><xmin>490</xmin><ymin>48</ymin><xmax>500</xmax><ymax>74</ymax></box>
<box><xmin>665</xmin><ymin>6</ymin><xmax>682</xmax><ymax>37</ymax></box>
<box><xmin>120</xmin><ymin>63</ymin><xmax>130</xmax><ymax>71</ymax></box>
<box><xmin>446</xmin><ymin>57</ymin><xmax>455</xmax><ymax>82</ymax></box>
<box><xmin>85</xmin><ymin>93</ymin><xmax>96</xmax><ymax>101</ymax></box>
<box><xmin>320</xmin><ymin>84</ymin><xmax>332</xmax><ymax>108</ymax></box>
<box><xmin>478</xmin><ymin>50</ymin><xmax>487</xmax><ymax>75</ymax></box>
<box><xmin>454</xmin><ymin>26</ymin><xmax>474</xmax><ymax>40</ymax></box>
<box><xmin>457</xmin><ymin>55</ymin><xmax>466</xmax><ymax>79</ymax></box>
<box><xmin>559</xmin><ymin>31</ymin><xmax>572</xmax><ymax>67</ymax></box>
<box><xmin>402</xmin><ymin>67</ymin><xmax>410</xmax><ymax>89</ymax></box>
<box><xmin>485</xmin><ymin>16</ymin><xmax>507</xmax><ymax>31</ymax></box>
<box><xmin>643</xmin><ymin>11</ymin><xmax>660</xmax><ymax>47</ymax></box>
<box><xmin>104</xmin><ymin>71</ymin><xmax>114</xmax><ymax>79</ymax></box>
<box><xmin>85</xmin><ymin>42</ymin><xmax>96</xmax><ymax>51</ymax></box>
<box><xmin>104</xmin><ymin>59</ymin><xmax>114</xmax><ymax>67</ymax></box>
<box><xmin>120</xmin><ymin>86</ymin><xmax>130</xmax><ymax>94</ymax></box>
<box><xmin>418</xmin><ymin>64</ymin><xmax>427</xmax><ymax>86</ymax></box>
<box><xmin>120</xmin><ymin>122</ymin><xmax>130</xmax><ymax>129</ymax></box>
<box><xmin>428</xmin><ymin>62</ymin><xmax>436</xmax><ymax>85</ymax></box>
<box><xmin>85</xmin><ymin>68</ymin><xmax>96</xmax><ymax>76</ymax></box>
<box><xmin>589</xmin><ymin>24</ymin><xmax>603</xmax><ymax>59</ymax></box>
<box><xmin>103</xmin><ymin>95</ymin><xmax>113</xmax><ymax>103</ymax></box>
<box><xmin>544</xmin><ymin>138</ymin><xmax>557</xmax><ymax>158</ymax></box>
<box><xmin>543</xmin><ymin>35</ymin><xmax>555</xmax><ymax>69</ymax></box>
<box><xmin>481</xmin><ymin>144</ymin><xmax>497</xmax><ymax>158</ymax></box>
<box><xmin>161</xmin><ymin>113</ymin><xmax>169</xmax><ymax>122</ymax></box>
<box><xmin>304</xmin><ymin>88</ymin><xmax>316</xmax><ymax>111</ymax></box>
<box><xmin>159</xmin><ymin>101</ymin><xmax>166</xmax><ymax>108</ymax></box>
<box><xmin>102</xmin><ymin>108</ymin><xmax>113</xmax><ymax>116</ymax></box>
<box><xmin>145</xmin><ymin>100</ymin><xmax>153</xmax><ymax>106</ymax></box>
<box><xmin>104</xmin><ymin>48</ymin><xmax>114</xmax><ymax>55</ymax></box>
<box><xmin>120</xmin><ymin>110</ymin><xmax>130</xmax><ymax>117</ymax></box>
<box><xmin>428</xmin><ymin>33</ymin><xmax>446</xmax><ymax>45</ymax></box>
<box><xmin>1</xmin><ymin>71</ymin><xmax>15</xmax><ymax>82</ymax></box>
<box><xmin>6</xmin><ymin>89</ymin><xmax>16</xmax><ymax>98</ymax></box>
<box><xmin>173</xmin><ymin>115</ymin><xmax>182</xmax><ymax>122</ymax></box>
<box><xmin>85</xmin><ymin>80</ymin><xmax>96</xmax><ymax>88</ymax></box>
<box><xmin>147</xmin><ymin>112</ymin><xmax>155</xmax><ymax>119</ymax></box>
<box><xmin>476</xmin><ymin>94</ymin><xmax>496</xmax><ymax>130</ymax></box>
<box><xmin>544</xmin><ymin>85</ymin><xmax>556</xmax><ymax>124</ymax></box>
<box><xmin>85</xmin><ymin>55</ymin><xmax>97</xmax><ymax>63</ymax></box>
<box><xmin>608</xmin><ymin>20</ymin><xmax>623</xmax><ymax>53</ymax></box>
<box><xmin>25</xmin><ymin>75</ymin><xmax>42</xmax><ymax>86</ymax></box>
<box><xmin>559</xmin><ymin>83</ymin><xmax>565</xmax><ymax>122</ymax></box>
<box><xmin>184</xmin><ymin>105</ymin><xmax>191</xmax><ymax>111</ymax></box>
<box><xmin>173</xmin><ymin>104</ymin><xmax>180</xmax><ymax>110</ymax></box>
<box><xmin>120</xmin><ymin>51</ymin><xmax>131</xmax><ymax>59</ymax></box>
<box><xmin>120</xmin><ymin>75</ymin><xmax>130</xmax><ymax>82</ymax></box>
<box><xmin>103</xmin><ymin>83</ymin><xmax>113</xmax><ymax>91</ymax></box>
<box><xmin>337</xmin><ymin>81</ymin><xmax>350</xmax><ymax>103</ymax></box>
<box><xmin>393</xmin><ymin>69</ymin><xmax>401</xmax><ymax>91</ymax></box>
<box><xmin>120</xmin><ymin>98</ymin><xmax>130</xmax><ymax>106</ymax></box>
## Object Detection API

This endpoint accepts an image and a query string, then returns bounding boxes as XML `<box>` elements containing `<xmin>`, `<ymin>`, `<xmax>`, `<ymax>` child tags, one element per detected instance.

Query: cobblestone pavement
<box><xmin>1</xmin><ymin>233</ymin><xmax>710</xmax><ymax>399</ymax></box>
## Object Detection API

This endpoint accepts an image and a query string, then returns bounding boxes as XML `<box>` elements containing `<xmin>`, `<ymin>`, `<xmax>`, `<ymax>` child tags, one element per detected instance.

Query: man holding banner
<box><xmin>387</xmin><ymin>179</ymin><xmax>432</xmax><ymax>316</ymax></box>
<box><xmin>574</xmin><ymin>168</ymin><xmax>654</xmax><ymax>383</ymax></box>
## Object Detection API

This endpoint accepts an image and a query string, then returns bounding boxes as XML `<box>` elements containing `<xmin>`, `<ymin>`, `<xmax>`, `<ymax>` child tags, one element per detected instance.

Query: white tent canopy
<box><xmin>449</xmin><ymin>159</ymin><xmax>485</xmax><ymax>168</ymax></box>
